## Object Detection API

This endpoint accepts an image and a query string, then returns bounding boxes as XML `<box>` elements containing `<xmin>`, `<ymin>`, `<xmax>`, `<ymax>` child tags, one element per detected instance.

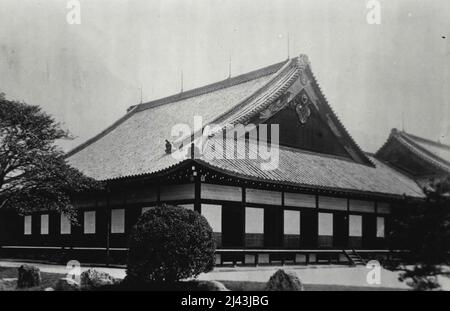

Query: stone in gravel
<box><xmin>17</xmin><ymin>265</ymin><xmax>41</xmax><ymax>288</ymax></box>
<box><xmin>80</xmin><ymin>269</ymin><xmax>118</xmax><ymax>289</ymax></box>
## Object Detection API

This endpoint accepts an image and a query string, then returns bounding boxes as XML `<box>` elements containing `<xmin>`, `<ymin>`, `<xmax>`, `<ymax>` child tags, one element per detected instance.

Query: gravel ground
<box><xmin>1</xmin><ymin>260</ymin><xmax>449</xmax><ymax>290</ymax></box>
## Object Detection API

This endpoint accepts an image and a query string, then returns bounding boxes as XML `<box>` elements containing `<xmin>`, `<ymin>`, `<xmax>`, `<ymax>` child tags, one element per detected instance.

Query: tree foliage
<box><xmin>127</xmin><ymin>205</ymin><xmax>215</xmax><ymax>283</ymax></box>
<box><xmin>0</xmin><ymin>93</ymin><xmax>100</xmax><ymax>217</ymax></box>
<box><xmin>389</xmin><ymin>176</ymin><xmax>450</xmax><ymax>290</ymax></box>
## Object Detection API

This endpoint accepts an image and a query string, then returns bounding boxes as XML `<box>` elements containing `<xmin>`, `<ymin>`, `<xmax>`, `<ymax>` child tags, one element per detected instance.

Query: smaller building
<box><xmin>376</xmin><ymin>128</ymin><xmax>450</xmax><ymax>188</ymax></box>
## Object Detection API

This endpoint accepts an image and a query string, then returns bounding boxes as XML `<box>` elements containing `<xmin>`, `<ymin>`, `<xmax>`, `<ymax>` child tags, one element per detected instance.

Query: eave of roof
<box><xmin>195</xmin><ymin>158</ymin><xmax>423</xmax><ymax>200</ymax></box>
<box><xmin>102</xmin><ymin>152</ymin><xmax>424</xmax><ymax>200</ymax></box>
<box><xmin>306</xmin><ymin>66</ymin><xmax>373</xmax><ymax>166</ymax></box>
<box><xmin>197</xmin><ymin>137</ymin><xmax>424</xmax><ymax>199</ymax></box>
<box><xmin>101</xmin><ymin>132</ymin><xmax>425</xmax><ymax>199</ymax></box>
<box><xmin>65</xmin><ymin>105</ymin><xmax>139</xmax><ymax>158</ymax></box>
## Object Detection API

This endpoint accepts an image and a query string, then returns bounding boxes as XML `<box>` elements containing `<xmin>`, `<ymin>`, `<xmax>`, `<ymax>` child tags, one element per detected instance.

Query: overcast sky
<box><xmin>0</xmin><ymin>0</ymin><xmax>449</xmax><ymax>153</ymax></box>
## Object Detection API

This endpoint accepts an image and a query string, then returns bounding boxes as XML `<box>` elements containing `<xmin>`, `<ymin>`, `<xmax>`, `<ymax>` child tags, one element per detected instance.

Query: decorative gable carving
<box><xmin>262</xmin><ymin>97</ymin><xmax>353</xmax><ymax>158</ymax></box>
<box><xmin>259</xmin><ymin>92</ymin><xmax>291</xmax><ymax>120</ymax></box>
<box><xmin>290</xmin><ymin>92</ymin><xmax>312</xmax><ymax>125</ymax></box>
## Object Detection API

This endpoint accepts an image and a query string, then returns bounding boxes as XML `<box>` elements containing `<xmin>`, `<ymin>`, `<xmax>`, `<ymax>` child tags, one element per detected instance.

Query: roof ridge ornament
<box><xmin>297</xmin><ymin>54</ymin><xmax>310</xmax><ymax>70</ymax></box>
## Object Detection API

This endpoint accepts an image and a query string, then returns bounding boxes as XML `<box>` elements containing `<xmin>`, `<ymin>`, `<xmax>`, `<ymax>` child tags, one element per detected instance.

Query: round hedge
<box><xmin>126</xmin><ymin>205</ymin><xmax>215</xmax><ymax>283</ymax></box>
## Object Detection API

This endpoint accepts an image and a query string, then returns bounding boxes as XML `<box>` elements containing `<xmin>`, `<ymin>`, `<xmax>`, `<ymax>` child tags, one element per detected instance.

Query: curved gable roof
<box><xmin>401</xmin><ymin>131</ymin><xmax>450</xmax><ymax>164</ymax></box>
<box><xmin>376</xmin><ymin>129</ymin><xmax>450</xmax><ymax>174</ymax></box>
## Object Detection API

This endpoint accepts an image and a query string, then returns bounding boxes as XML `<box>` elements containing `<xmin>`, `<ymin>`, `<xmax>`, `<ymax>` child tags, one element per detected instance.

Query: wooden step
<box><xmin>343</xmin><ymin>250</ymin><xmax>366</xmax><ymax>266</ymax></box>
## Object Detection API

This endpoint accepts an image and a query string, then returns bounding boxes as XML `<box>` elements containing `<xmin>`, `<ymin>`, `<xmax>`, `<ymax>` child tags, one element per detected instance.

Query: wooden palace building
<box><xmin>1</xmin><ymin>55</ymin><xmax>446</xmax><ymax>266</ymax></box>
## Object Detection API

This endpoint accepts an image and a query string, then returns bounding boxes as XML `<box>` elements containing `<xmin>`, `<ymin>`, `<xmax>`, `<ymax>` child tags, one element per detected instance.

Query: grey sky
<box><xmin>0</xmin><ymin>0</ymin><xmax>449</xmax><ymax>153</ymax></box>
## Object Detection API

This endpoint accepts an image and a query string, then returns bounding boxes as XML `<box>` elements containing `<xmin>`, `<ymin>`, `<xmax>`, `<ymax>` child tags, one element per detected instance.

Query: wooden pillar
<box><xmin>346</xmin><ymin>198</ymin><xmax>350</xmax><ymax>250</ymax></box>
<box><xmin>281</xmin><ymin>191</ymin><xmax>285</xmax><ymax>248</ymax></box>
<box><xmin>156</xmin><ymin>179</ymin><xmax>161</xmax><ymax>206</ymax></box>
<box><xmin>105</xmin><ymin>187</ymin><xmax>111</xmax><ymax>266</ymax></box>
<box><xmin>314</xmin><ymin>194</ymin><xmax>319</xmax><ymax>249</ymax></box>
<box><xmin>375</xmin><ymin>202</ymin><xmax>380</xmax><ymax>249</ymax></box>
<box><xmin>241</xmin><ymin>186</ymin><xmax>246</xmax><ymax>249</ymax></box>
<box><xmin>194</xmin><ymin>168</ymin><xmax>201</xmax><ymax>214</ymax></box>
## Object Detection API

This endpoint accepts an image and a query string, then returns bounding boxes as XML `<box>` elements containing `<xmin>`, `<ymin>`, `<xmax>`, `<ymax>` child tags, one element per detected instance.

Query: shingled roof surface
<box><xmin>67</xmin><ymin>60</ymin><xmax>288</xmax><ymax>180</ymax></box>
<box><xmin>197</xmin><ymin>137</ymin><xmax>425</xmax><ymax>198</ymax></box>
<box><xmin>66</xmin><ymin>56</ymin><xmax>425</xmax><ymax>198</ymax></box>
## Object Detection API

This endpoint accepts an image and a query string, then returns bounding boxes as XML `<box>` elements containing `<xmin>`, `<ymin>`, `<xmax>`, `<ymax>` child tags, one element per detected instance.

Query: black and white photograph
<box><xmin>0</xmin><ymin>0</ymin><xmax>449</xmax><ymax>300</ymax></box>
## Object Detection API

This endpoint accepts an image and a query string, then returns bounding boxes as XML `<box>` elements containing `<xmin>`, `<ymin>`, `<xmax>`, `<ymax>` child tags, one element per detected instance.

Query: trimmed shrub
<box><xmin>265</xmin><ymin>269</ymin><xmax>304</xmax><ymax>291</ymax></box>
<box><xmin>126</xmin><ymin>205</ymin><xmax>215</xmax><ymax>283</ymax></box>
<box><xmin>193</xmin><ymin>280</ymin><xmax>229</xmax><ymax>291</ymax></box>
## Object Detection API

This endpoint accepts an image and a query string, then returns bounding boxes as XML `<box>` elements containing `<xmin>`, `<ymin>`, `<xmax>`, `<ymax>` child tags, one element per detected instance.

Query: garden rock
<box><xmin>80</xmin><ymin>269</ymin><xmax>117</xmax><ymax>289</ymax></box>
<box><xmin>17</xmin><ymin>265</ymin><xmax>41</xmax><ymax>288</ymax></box>
<box><xmin>55</xmin><ymin>278</ymin><xmax>81</xmax><ymax>291</ymax></box>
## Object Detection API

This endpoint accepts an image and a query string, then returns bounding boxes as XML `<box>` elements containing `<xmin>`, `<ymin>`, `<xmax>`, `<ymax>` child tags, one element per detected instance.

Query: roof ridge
<box><xmin>393</xmin><ymin>130</ymin><xmax>450</xmax><ymax>171</ymax></box>
<box><xmin>129</xmin><ymin>59</ymin><xmax>289</xmax><ymax>113</ymax></box>
<box><xmin>213</xmin><ymin>60</ymin><xmax>298</xmax><ymax>125</ymax></box>
<box><xmin>400</xmin><ymin>130</ymin><xmax>450</xmax><ymax>150</ymax></box>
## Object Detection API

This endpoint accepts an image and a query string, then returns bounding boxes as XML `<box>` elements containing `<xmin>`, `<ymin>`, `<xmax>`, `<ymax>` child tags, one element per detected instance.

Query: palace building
<box><xmin>1</xmin><ymin>55</ymin><xmax>446</xmax><ymax>266</ymax></box>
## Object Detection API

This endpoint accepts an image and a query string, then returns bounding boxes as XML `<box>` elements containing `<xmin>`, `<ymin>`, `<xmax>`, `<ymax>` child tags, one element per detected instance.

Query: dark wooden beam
<box><xmin>105</xmin><ymin>187</ymin><xmax>111</xmax><ymax>267</ymax></box>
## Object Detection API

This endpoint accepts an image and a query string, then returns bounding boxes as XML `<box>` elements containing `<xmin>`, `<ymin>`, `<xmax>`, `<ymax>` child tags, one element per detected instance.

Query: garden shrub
<box><xmin>126</xmin><ymin>205</ymin><xmax>215</xmax><ymax>283</ymax></box>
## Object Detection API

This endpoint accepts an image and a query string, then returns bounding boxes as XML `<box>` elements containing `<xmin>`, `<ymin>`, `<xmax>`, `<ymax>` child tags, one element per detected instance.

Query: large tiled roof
<box><xmin>66</xmin><ymin>59</ymin><xmax>288</xmax><ymax>180</ymax></box>
<box><xmin>196</xmin><ymin>137</ymin><xmax>425</xmax><ymax>198</ymax></box>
